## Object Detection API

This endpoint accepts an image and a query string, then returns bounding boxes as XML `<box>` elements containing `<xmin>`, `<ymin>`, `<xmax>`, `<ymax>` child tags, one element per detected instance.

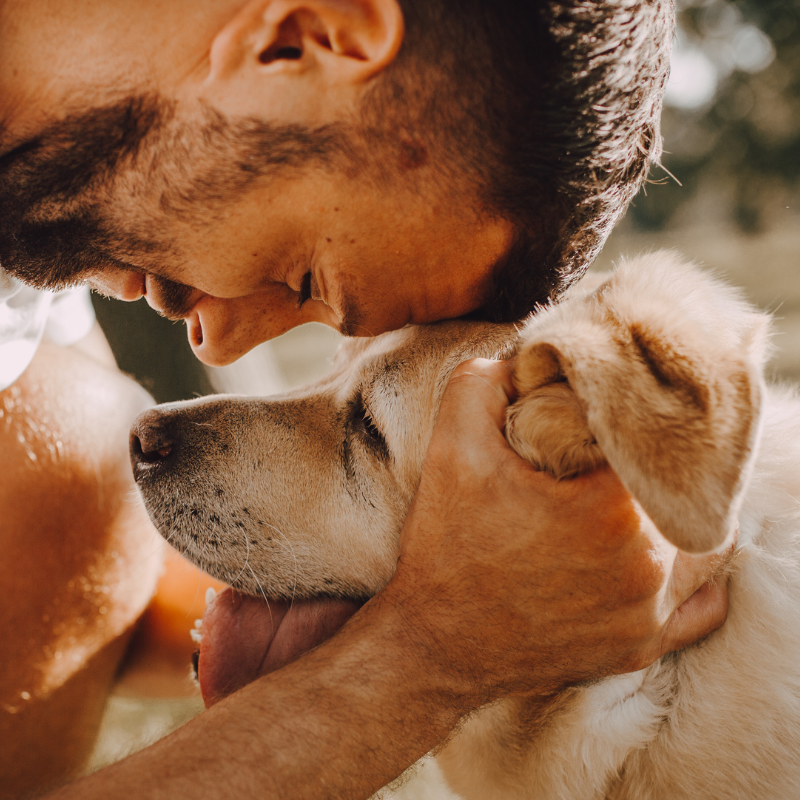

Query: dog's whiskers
<box><xmin>262</xmin><ymin>521</ymin><xmax>299</xmax><ymax>607</ymax></box>
<box><xmin>246</xmin><ymin>563</ymin><xmax>278</xmax><ymax>634</ymax></box>
<box><xmin>229</xmin><ymin>529</ymin><xmax>252</xmax><ymax>589</ymax></box>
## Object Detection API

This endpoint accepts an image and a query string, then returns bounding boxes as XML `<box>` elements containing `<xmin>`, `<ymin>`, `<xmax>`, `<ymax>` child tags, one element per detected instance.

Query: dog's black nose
<box><xmin>130</xmin><ymin>409</ymin><xmax>182</xmax><ymax>476</ymax></box>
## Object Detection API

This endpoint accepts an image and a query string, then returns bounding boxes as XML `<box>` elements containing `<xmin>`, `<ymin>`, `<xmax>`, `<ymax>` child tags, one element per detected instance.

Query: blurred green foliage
<box><xmin>631</xmin><ymin>0</ymin><xmax>800</xmax><ymax>231</ymax></box>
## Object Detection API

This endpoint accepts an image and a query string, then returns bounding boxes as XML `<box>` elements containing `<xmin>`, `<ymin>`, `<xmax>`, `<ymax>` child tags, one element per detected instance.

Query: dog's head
<box><xmin>130</xmin><ymin>252</ymin><xmax>769</xmax><ymax>703</ymax></box>
<box><xmin>131</xmin><ymin>320</ymin><xmax>516</xmax><ymax>599</ymax></box>
<box><xmin>131</xmin><ymin>320</ymin><xmax>516</xmax><ymax>704</ymax></box>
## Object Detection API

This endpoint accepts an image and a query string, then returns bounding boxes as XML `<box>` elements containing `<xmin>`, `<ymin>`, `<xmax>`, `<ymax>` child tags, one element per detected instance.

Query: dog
<box><xmin>131</xmin><ymin>252</ymin><xmax>800</xmax><ymax>799</ymax></box>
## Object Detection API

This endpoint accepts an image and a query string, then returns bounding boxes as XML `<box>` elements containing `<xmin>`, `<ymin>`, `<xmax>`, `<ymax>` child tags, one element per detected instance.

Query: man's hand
<box><xmin>388</xmin><ymin>358</ymin><xmax>731</xmax><ymax>702</ymax></box>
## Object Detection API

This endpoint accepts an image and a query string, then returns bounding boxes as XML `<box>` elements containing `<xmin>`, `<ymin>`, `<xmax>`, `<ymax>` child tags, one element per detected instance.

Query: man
<box><xmin>0</xmin><ymin>0</ymin><xmax>731</xmax><ymax>798</ymax></box>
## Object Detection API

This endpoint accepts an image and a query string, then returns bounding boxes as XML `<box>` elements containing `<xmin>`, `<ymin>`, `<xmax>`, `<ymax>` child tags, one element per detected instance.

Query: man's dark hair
<box><xmin>0</xmin><ymin>1</ymin><xmax>673</xmax><ymax>321</ymax></box>
<box><xmin>365</xmin><ymin>0</ymin><xmax>674</xmax><ymax>321</ymax></box>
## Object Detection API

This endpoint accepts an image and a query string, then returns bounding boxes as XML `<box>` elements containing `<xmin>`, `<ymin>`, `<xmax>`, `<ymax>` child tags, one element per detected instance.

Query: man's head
<box><xmin>0</xmin><ymin>0</ymin><xmax>673</xmax><ymax>364</ymax></box>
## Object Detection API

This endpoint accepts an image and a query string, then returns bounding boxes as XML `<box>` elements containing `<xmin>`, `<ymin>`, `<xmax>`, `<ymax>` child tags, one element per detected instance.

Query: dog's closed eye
<box><xmin>349</xmin><ymin>394</ymin><xmax>389</xmax><ymax>460</ymax></box>
<box><xmin>362</xmin><ymin>409</ymin><xmax>383</xmax><ymax>444</ymax></box>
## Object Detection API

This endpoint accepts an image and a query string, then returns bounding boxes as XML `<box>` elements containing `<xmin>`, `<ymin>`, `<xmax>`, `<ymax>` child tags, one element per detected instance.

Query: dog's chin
<box><xmin>197</xmin><ymin>588</ymin><xmax>364</xmax><ymax>707</ymax></box>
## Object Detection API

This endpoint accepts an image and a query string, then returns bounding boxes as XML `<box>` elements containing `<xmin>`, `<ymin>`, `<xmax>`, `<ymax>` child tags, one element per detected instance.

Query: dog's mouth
<box><xmin>196</xmin><ymin>588</ymin><xmax>363</xmax><ymax>706</ymax></box>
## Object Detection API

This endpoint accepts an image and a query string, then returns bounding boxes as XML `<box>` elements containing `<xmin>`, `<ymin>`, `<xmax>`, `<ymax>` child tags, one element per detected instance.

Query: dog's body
<box><xmin>132</xmin><ymin>253</ymin><xmax>800</xmax><ymax>799</ymax></box>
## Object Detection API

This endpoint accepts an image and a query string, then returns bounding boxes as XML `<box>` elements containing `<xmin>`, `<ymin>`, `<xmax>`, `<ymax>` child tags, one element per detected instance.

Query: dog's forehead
<box><xmin>332</xmin><ymin>327</ymin><xmax>438</xmax><ymax>369</ymax></box>
<box><xmin>333</xmin><ymin>322</ymin><xmax>516</xmax><ymax>375</ymax></box>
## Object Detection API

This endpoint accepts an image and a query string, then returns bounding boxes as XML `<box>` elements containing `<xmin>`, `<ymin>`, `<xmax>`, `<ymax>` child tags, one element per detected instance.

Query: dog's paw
<box><xmin>506</xmin><ymin>349</ymin><xmax>605</xmax><ymax>480</ymax></box>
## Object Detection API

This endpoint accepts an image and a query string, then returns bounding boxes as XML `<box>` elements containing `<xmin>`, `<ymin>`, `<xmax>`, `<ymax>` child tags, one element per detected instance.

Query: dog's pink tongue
<box><xmin>198</xmin><ymin>588</ymin><xmax>361</xmax><ymax>707</ymax></box>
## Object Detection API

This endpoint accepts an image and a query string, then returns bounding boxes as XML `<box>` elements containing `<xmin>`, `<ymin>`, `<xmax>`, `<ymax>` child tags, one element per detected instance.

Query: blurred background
<box><xmin>595</xmin><ymin>0</ymin><xmax>800</xmax><ymax>383</ymax></box>
<box><xmin>93</xmin><ymin>0</ymin><xmax>800</xmax><ymax>398</ymax></box>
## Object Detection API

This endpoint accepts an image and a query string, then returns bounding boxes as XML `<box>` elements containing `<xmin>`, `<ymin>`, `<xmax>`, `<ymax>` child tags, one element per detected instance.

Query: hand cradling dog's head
<box><xmin>130</xmin><ymin>252</ymin><xmax>770</xmax><ymax>705</ymax></box>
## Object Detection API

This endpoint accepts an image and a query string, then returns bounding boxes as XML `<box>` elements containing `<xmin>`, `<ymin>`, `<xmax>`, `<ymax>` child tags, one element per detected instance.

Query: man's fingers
<box><xmin>656</xmin><ymin>534</ymin><xmax>736</xmax><ymax>656</ymax></box>
<box><xmin>438</xmin><ymin>359</ymin><xmax>516</xmax><ymax>435</ymax></box>
<box><xmin>660</xmin><ymin>573</ymin><xmax>730</xmax><ymax>655</ymax></box>
<box><xmin>428</xmin><ymin>356</ymin><xmax>736</xmax><ymax>672</ymax></box>
<box><xmin>669</xmin><ymin>538</ymin><xmax>737</xmax><ymax>608</ymax></box>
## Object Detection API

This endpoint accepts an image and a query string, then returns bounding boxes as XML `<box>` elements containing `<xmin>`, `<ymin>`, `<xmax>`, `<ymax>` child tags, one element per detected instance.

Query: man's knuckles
<box><xmin>444</xmin><ymin>361</ymin><xmax>514</xmax><ymax>416</ymax></box>
<box><xmin>449</xmin><ymin>358</ymin><xmax>514</xmax><ymax>391</ymax></box>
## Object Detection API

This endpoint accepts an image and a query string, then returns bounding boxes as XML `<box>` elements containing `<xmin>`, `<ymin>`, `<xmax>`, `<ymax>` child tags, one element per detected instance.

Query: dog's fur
<box><xmin>134</xmin><ymin>252</ymin><xmax>800</xmax><ymax>799</ymax></box>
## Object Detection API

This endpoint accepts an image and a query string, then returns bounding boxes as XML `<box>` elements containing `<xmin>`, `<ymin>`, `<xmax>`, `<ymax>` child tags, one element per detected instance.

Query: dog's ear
<box><xmin>510</xmin><ymin>253</ymin><xmax>768</xmax><ymax>554</ymax></box>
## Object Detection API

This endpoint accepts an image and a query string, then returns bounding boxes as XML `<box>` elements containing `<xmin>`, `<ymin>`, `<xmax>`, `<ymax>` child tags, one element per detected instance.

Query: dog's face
<box><xmin>131</xmin><ymin>253</ymin><xmax>769</xmax><ymax>710</ymax></box>
<box><xmin>132</xmin><ymin>320</ymin><xmax>515</xmax><ymax>704</ymax></box>
<box><xmin>132</xmin><ymin>320</ymin><xmax>516</xmax><ymax>601</ymax></box>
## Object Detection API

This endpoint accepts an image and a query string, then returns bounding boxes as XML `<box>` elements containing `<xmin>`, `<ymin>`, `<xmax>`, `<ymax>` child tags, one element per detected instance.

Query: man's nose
<box><xmin>185</xmin><ymin>288</ymin><xmax>338</xmax><ymax>366</ymax></box>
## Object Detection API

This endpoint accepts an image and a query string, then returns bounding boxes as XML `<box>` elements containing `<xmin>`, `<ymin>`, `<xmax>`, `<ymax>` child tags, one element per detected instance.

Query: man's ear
<box><xmin>209</xmin><ymin>0</ymin><xmax>404</xmax><ymax>89</ymax></box>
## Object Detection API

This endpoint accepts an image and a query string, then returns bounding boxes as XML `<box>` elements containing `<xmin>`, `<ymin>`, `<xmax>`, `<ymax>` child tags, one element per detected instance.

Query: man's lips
<box><xmin>198</xmin><ymin>588</ymin><xmax>362</xmax><ymax>707</ymax></box>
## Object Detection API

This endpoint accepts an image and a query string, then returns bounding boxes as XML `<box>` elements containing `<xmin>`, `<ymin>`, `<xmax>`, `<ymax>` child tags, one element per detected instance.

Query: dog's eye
<box><xmin>349</xmin><ymin>395</ymin><xmax>389</xmax><ymax>459</ymax></box>
<box><xmin>362</xmin><ymin>409</ymin><xmax>382</xmax><ymax>442</ymax></box>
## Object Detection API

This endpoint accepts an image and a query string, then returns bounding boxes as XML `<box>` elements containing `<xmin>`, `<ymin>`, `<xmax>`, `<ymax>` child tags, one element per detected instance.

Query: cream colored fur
<box><xmin>136</xmin><ymin>252</ymin><xmax>800</xmax><ymax>799</ymax></box>
<box><xmin>507</xmin><ymin>254</ymin><xmax>766</xmax><ymax>554</ymax></box>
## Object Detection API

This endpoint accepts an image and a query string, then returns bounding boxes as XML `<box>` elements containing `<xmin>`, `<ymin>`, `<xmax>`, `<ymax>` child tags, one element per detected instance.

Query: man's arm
<box><xmin>45</xmin><ymin>360</ymin><xmax>728</xmax><ymax>800</ymax></box>
<box><xmin>0</xmin><ymin>338</ymin><xmax>161</xmax><ymax>800</ymax></box>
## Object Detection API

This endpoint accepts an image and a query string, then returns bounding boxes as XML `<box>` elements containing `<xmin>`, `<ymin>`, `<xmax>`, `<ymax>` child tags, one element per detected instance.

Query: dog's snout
<box><xmin>130</xmin><ymin>409</ymin><xmax>182</xmax><ymax>476</ymax></box>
